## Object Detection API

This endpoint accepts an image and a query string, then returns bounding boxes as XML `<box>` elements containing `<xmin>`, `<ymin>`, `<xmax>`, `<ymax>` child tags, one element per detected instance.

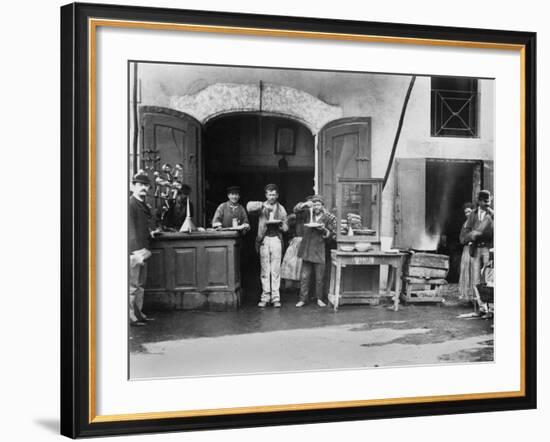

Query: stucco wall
<box><xmin>134</xmin><ymin>63</ymin><xmax>494</xmax><ymax>237</ymax></box>
<box><xmin>381</xmin><ymin>77</ymin><xmax>494</xmax><ymax>236</ymax></box>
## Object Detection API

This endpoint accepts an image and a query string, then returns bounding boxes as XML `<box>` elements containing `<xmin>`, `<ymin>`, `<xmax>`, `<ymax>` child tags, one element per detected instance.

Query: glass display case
<box><xmin>335</xmin><ymin>177</ymin><xmax>382</xmax><ymax>248</ymax></box>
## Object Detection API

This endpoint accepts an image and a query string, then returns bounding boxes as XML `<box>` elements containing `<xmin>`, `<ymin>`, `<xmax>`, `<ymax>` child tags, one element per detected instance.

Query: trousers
<box><xmin>471</xmin><ymin>246</ymin><xmax>491</xmax><ymax>312</ymax></box>
<box><xmin>129</xmin><ymin>260</ymin><xmax>148</xmax><ymax>322</ymax></box>
<box><xmin>299</xmin><ymin>260</ymin><xmax>326</xmax><ymax>302</ymax></box>
<box><xmin>471</xmin><ymin>246</ymin><xmax>490</xmax><ymax>286</ymax></box>
<box><xmin>259</xmin><ymin>236</ymin><xmax>282</xmax><ymax>303</ymax></box>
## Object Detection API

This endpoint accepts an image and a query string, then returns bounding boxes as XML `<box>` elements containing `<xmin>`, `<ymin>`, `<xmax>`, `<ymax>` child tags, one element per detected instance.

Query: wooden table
<box><xmin>327</xmin><ymin>250</ymin><xmax>405</xmax><ymax>311</ymax></box>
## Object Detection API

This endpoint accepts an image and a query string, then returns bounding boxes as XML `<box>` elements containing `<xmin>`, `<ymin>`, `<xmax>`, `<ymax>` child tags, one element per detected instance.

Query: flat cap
<box><xmin>132</xmin><ymin>173</ymin><xmax>150</xmax><ymax>185</ymax></box>
<box><xmin>179</xmin><ymin>184</ymin><xmax>191</xmax><ymax>194</ymax></box>
<box><xmin>227</xmin><ymin>185</ymin><xmax>241</xmax><ymax>194</ymax></box>
<box><xmin>310</xmin><ymin>194</ymin><xmax>325</xmax><ymax>204</ymax></box>
<box><xmin>477</xmin><ymin>190</ymin><xmax>492</xmax><ymax>201</ymax></box>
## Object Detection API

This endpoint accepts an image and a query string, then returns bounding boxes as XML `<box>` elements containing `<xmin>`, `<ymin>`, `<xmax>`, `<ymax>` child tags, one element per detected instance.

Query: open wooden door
<box><xmin>318</xmin><ymin>118</ymin><xmax>371</xmax><ymax>212</ymax></box>
<box><xmin>140</xmin><ymin>106</ymin><xmax>203</xmax><ymax>224</ymax></box>
<box><xmin>394</xmin><ymin>158</ymin><xmax>426</xmax><ymax>249</ymax></box>
<box><xmin>482</xmin><ymin>160</ymin><xmax>494</xmax><ymax>197</ymax></box>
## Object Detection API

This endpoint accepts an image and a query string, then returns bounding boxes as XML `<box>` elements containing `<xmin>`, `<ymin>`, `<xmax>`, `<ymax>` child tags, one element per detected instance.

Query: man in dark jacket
<box><xmin>462</xmin><ymin>189</ymin><xmax>494</xmax><ymax>289</ymax></box>
<box><xmin>294</xmin><ymin>195</ymin><xmax>336</xmax><ymax>307</ymax></box>
<box><xmin>129</xmin><ymin>173</ymin><xmax>155</xmax><ymax>326</ymax></box>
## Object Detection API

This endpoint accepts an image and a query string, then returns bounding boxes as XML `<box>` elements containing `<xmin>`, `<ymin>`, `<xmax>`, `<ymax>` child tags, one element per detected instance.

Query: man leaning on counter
<box><xmin>211</xmin><ymin>185</ymin><xmax>250</xmax><ymax>232</ymax></box>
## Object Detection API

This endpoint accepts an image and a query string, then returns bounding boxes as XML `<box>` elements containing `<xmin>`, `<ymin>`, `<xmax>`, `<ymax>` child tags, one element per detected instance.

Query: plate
<box><xmin>304</xmin><ymin>222</ymin><xmax>323</xmax><ymax>228</ymax></box>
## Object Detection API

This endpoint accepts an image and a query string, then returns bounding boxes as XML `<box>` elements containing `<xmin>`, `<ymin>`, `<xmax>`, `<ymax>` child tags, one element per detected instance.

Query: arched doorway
<box><xmin>204</xmin><ymin>113</ymin><xmax>315</xmax><ymax>220</ymax></box>
<box><xmin>204</xmin><ymin>112</ymin><xmax>315</xmax><ymax>302</ymax></box>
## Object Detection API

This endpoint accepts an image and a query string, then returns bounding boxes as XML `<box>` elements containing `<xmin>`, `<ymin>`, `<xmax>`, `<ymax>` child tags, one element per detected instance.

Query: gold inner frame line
<box><xmin>87</xmin><ymin>18</ymin><xmax>527</xmax><ymax>423</ymax></box>
<box><xmin>90</xmin><ymin>18</ymin><xmax>525</xmax><ymax>51</ymax></box>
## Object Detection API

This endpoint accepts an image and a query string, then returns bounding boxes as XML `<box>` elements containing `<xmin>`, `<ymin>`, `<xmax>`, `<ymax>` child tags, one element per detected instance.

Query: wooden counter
<box><xmin>144</xmin><ymin>231</ymin><xmax>241</xmax><ymax>311</ymax></box>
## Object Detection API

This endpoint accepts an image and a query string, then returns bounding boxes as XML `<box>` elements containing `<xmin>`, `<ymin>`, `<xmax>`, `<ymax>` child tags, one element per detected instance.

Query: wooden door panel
<box><xmin>205</xmin><ymin>246</ymin><xmax>229</xmax><ymax>288</ymax></box>
<box><xmin>145</xmin><ymin>249</ymin><xmax>165</xmax><ymax>290</ymax></box>
<box><xmin>174</xmin><ymin>247</ymin><xmax>198</xmax><ymax>289</ymax></box>
<box><xmin>319</xmin><ymin>118</ymin><xmax>371</xmax><ymax>212</ymax></box>
<box><xmin>141</xmin><ymin>108</ymin><xmax>202</xmax><ymax>223</ymax></box>
<box><xmin>483</xmin><ymin>160</ymin><xmax>494</xmax><ymax>198</ymax></box>
<box><xmin>394</xmin><ymin>158</ymin><xmax>426</xmax><ymax>249</ymax></box>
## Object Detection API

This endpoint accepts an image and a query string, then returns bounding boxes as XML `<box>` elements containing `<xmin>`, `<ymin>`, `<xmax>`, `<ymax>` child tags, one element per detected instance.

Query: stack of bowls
<box><xmin>354</xmin><ymin>242</ymin><xmax>372</xmax><ymax>252</ymax></box>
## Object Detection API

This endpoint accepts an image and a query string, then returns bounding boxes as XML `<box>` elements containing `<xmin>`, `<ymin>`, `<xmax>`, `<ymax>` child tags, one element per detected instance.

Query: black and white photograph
<box><xmin>128</xmin><ymin>62</ymin><xmax>495</xmax><ymax>379</ymax></box>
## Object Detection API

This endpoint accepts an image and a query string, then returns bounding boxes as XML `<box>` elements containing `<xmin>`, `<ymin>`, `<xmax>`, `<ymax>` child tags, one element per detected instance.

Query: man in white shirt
<box><xmin>247</xmin><ymin>184</ymin><xmax>288</xmax><ymax>308</ymax></box>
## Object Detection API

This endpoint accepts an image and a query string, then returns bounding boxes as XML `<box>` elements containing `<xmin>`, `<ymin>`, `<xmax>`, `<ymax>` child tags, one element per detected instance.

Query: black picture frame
<box><xmin>61</xmin><ymin>2</ymin><xmax>537</xmax><ymax>438</ymax></box>
<box><xmin>275</xmin><ymin>127</ymin><xmax>296</xmax><ymax>155</ymax></box>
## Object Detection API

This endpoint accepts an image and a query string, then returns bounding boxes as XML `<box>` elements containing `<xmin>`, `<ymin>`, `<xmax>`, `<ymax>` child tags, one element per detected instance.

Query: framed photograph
<box><xmin>275</xmin><ymin>127</ymin><xmax>296</xmax><ymax>155</ymax></box>
<box><xmin>60</xmin><ymin>2</ymin><xmax>537</xmax><ymax>438</ymax></box>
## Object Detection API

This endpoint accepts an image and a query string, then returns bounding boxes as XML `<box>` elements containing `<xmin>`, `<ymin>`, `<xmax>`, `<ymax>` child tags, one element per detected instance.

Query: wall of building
<box><xmin>134</xmin><ymin>63</ymin><xmax>494</xmax><ymax>238</ymax></box>
<box><xmin>382</xmin><ymin>77</ymin><xmax>494</xmax><ymax>237</ymax></box>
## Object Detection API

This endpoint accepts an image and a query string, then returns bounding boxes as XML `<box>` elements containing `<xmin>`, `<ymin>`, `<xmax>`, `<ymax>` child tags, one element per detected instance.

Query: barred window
<box><xmin>431</xmin><ymin>77</ymin><xmax>479</xmax><ymax>138</ymax></box>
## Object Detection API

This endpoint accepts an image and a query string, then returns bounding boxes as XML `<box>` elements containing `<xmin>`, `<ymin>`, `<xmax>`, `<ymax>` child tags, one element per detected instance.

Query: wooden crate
<box><xmin>401</xmin><ymin>269</ymin><xmax>447</xmax><ymax>304</ymax></box>
<box><xmin>407</xmin><ymin>266</ymin><xmax>448</xmax><ymax>279</ymax></box>
<box><xmin>402</xmin><ymin>286</ymin><xmax>444</xmax><ymax>303</ymax></box>
<box><xmin>407</xmin><ymin>283</ymin><xmax>432</xmax><ymax>291</ymax></box>
<box><xmin>409</xmin><ymin>253</ymin><xmax>449</xmax><ymax>269</ymax></box>
<box><xmin>403</xmin><ymin>252</ymin><xmax>449</xmax><ymax>283</ymax></box>
<box><xmin>404</xmin><ymin>277</ymin><xmax>447</xmax><ymax>285</ymax></box>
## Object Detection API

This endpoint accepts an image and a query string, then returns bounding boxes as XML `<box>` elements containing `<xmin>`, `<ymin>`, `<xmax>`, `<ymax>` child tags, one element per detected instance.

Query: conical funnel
<box><xmin>179</xmin><ymin>196</ymin><xmax>195</xmax><ymax>233</ymax></box>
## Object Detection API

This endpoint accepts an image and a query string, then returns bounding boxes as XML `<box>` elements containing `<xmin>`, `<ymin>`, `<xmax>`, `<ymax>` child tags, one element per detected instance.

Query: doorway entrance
<box><xmin>204</xmin><ymin>113</ymin><xmax>315</xmax><ymax>302</ymax></box>
<box><xmin>425</xmin><ymin>159</ymin><xmax>482</xmax><ymax>282</ymax></box>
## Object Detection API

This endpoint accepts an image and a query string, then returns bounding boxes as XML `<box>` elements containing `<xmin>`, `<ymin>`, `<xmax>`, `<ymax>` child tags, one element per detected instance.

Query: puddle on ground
<box><xmin>439</xmin><ymin>346</ymin><xmax>494</xmax><ymax>362</ymax></box>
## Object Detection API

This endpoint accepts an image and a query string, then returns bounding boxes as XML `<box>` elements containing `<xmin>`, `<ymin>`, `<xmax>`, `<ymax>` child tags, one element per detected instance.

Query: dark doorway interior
<box><xmin>425</xmin><ymin>159</ymin><xmax>479</xmax><ymax>282</ymax></box>
<box><xmin>204</xmin><ymin>114</ymin><xmax>315</xmax><ymax>303</ymax></box>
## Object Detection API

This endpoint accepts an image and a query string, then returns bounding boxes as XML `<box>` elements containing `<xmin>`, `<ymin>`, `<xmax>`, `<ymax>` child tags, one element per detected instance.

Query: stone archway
<box><xmin>168</xmin><ymin>83</ymin><xmax>343</xmax><ymax>135</ymax></box>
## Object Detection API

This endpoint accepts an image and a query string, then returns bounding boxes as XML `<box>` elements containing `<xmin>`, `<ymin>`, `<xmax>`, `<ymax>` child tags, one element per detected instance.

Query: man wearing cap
<box><xmin>129</xmin><ymin>173</ymin><xmax>156</xmax><ymax>326</ymax></box>
<box><xmin>462</xmin><ymin>190</ymin><xmax>494</xmax><ymax>309</ymax></box>
<box><xmin>294</xmin><ymin>195</ymin><xmax>336</xmax><ymax>307</ymax></box>
<box><xmin>162</xmin><ymin>184</ymin><xmax>193</xmax><ymax>231</ymax></box>
<box><xmin>211</xmin><ymin>186</ymin><xmax>250</xmax><ymax>232</ymax></box>
<box><xmin>246</xmin><ymin>184</ymin><xmax>288</xmax><ymax>308</ymax></box>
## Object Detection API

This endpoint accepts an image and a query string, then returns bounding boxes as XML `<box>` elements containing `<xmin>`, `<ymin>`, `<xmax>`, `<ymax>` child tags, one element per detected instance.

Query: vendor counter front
<box><xmin>144</xmin><ymin>230</ymin><xmax>241</xmax><ymax>311</ymax></box>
